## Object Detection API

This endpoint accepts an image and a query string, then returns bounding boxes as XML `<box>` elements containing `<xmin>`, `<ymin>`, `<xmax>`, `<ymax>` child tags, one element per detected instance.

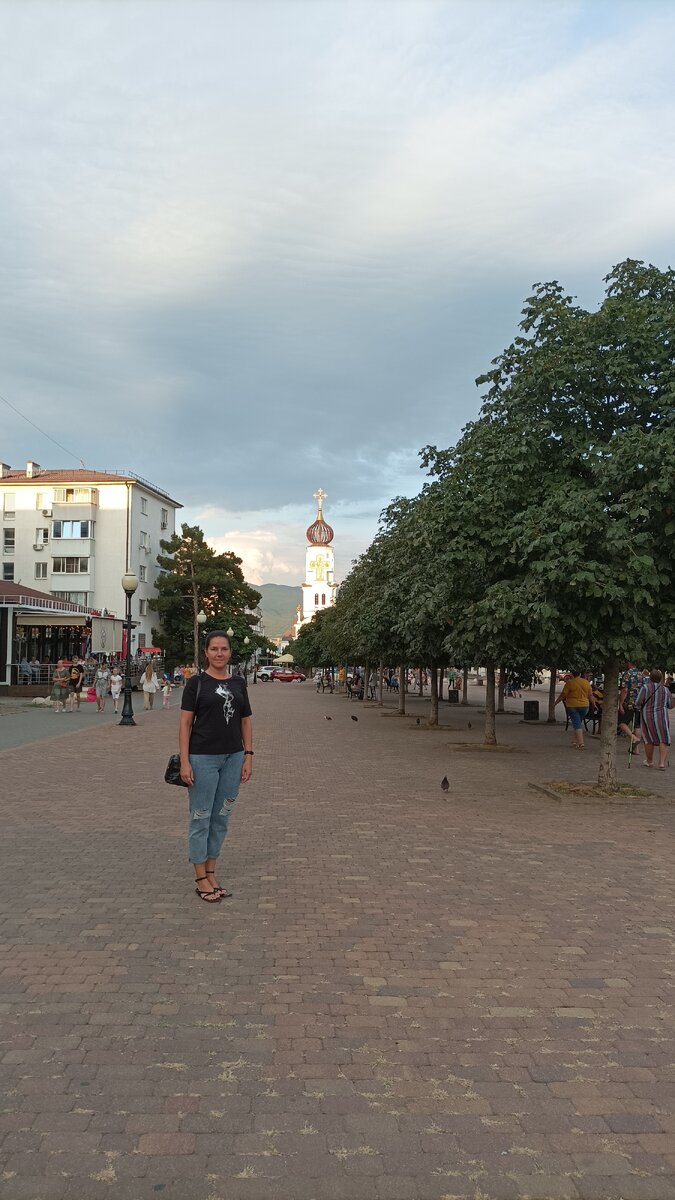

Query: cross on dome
<box><xmin>313</xmin><ymin>487</ymin><xmax>327</xmax><ymax>516</ymax></box>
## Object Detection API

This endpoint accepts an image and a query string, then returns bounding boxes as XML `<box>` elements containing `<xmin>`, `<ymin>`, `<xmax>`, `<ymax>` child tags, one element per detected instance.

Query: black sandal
<box><xmin>206</xmin><ymin>872</ymin><xmax>232</xmax><ymax>899</ymax></box>
<box><xmin>194</xmin><ymin>875</ymin><xmax>220</xmax><ymax>902</ymax></box>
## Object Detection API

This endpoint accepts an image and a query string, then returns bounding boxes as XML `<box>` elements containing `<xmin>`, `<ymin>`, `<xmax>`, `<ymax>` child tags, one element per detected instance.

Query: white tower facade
<box><xmin>295</xmin><ymin>488</ymin><xmax>337</xmax><ymax>634</ymax></box>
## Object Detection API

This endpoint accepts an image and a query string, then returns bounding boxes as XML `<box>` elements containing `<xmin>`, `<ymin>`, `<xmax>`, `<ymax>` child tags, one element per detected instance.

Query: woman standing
<box><xmin>179</xmin><ymin>631</ymin><xmax>253</xmax><ymax>902</ymax></box>
<box><xmin>51</xmin><ymin>660</ymin><xmax>69</xmax><ymax>713</ymax></box>
<box><xmin>94</xmin><ymin>660</ymin><xmax>111</xmax><ymax>712</ymax></box>
<box><xmin>141</xmin><ymin>664</ymin><xmax>160</xmax><ymax>710</ymax></box>
<box><xmin>555</xmin><ymin>670</ymin><xmax>595</xmax><ymax>750</ymax></box>
<box><xmin>635</xmin><ymin>669</ymin><xmax>673</xmax><ymax>770</ymax></box>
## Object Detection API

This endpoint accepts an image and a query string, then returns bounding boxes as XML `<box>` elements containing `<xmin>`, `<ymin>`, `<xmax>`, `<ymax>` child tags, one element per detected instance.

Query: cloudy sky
<box><xmin>2</xmin><ymin>0</ymin><xmax>674</xmax><ymax>584</ymax></box>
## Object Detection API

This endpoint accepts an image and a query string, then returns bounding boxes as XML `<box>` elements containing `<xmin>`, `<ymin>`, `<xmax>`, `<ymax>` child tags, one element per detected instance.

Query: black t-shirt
<box><xmin>182</xmin><ymin>672</ymin><xmax>252</xmax><ymax>755</ymax></box>
<box><xmin>69</xmin><ymin>664</ymin><xmax>84</xmax><ymax>690</ymax></box>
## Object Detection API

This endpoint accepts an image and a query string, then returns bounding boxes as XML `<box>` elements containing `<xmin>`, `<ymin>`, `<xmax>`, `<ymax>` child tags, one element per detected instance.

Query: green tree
<box><xmin>150</xmin><ymin>524</ymin><xmax>261</xmax><ymax>667</ymax></box>
<box><xmin>470</xmin><ymin>259</ymin><xmax>675</xmax><ymax>786</ymax></box>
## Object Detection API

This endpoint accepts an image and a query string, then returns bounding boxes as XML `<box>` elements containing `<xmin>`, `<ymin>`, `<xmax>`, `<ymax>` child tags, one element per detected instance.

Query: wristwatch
<box><xmin>244</xmin><ymin>750</ymin><xmax>254</xmax><ymax>756</ymax></box>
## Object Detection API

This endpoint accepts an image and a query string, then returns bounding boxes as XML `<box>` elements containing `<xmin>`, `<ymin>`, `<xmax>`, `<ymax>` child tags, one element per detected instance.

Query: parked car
<box><xmin>272</xmin><ymin>668</ymin><xmax>306</xmax><ymax>683</ymax></box>
<box><xmin>256</xmin><ymin>665</ymin><xmax>277</xmax><ymax>682</ymax></box>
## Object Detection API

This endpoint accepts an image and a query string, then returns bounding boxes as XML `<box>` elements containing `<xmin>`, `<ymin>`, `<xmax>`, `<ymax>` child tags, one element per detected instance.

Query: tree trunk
<box><xmin>484</xmin><ymin>662</ymin><xmax>497</xmax><ymax>745</ymax></box>
<box><xmin>597</xmin><ymin>656</ymin><xmax>621</xmax><ymax>791</ymax></box>
<box><xmin>461</xmin><ymin>665</ymin><xmax>469</xmax><ymax>706</ymax></box>
<box><xmin>363</xmin><ymin>657</ymin><xmax>370</xmax><ymax>702</ymax></box>
<box><xmin>428</xmin><ymin>660</ymin><xmax>439</xmax><ymax>726</ymax></box>
<box><xmin>438</xmin><ymin>669</ymin><xmax>444</xmax><ymax>702</ymax></box>
<box><xmin>190</xmin><ymin>563</ymin><xmax>199</xmax><ymax>669</ymax></box>
<box><xmin>497</xmin><ymin>664</ymin><xmax>506</xmax><ymax>713</ymax></box>
<box><xmin>547</xmin><ymin>667</ymin><xmax>558</xmax><ymax>723</ymax></box>
<box><xmin>398</xmin><ymin>664</ymin><xmax>406</xmax><ymax>715</ymax></box>
<box><xmin>378</xmin><ymin>661</ymin><xmax>384</xmax><ymax>705</ymax></box>
<box><xmin>419</xmin><ymin>667</ymin><xmax>424</xmax><ymax>696</ymax></box>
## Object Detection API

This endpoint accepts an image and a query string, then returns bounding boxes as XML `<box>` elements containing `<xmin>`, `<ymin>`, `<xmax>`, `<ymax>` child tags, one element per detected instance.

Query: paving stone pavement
<box><xmin>1</xmin><ymin>682</ymin><xmax>674</xmax><ymax>1200</ymax></box>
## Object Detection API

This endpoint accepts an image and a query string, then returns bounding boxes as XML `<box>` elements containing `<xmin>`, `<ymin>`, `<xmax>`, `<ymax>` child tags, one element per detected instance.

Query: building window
<box><xmin>3</xmin><ymin>493</ymin><xmax>15</xmax><ymax>519</ymax></box>
<box><xmin>139</xmin><ymin>599</ymin><xmax>147</xmax><ymax>616</ymax></box>
<box><xmin>52</xmin><ymin>557</ymin><xmax>89</xmax><ymax>574</ymax></box>
<box><xmin>321</xmin><ymin>593</ymin><xmax>326</xmax><ymax>605</ymax></box>
<box><xmin>35</xmin><ymin>562</ymin><xmax>48</xmax><ymax>579</ymax></box>
<box><xmin>53</xmin><ymin>487</ymin><xmax>97</xmax><ymax>504</ymax></box>
<box><xmin>139</xmin><ymin>530</ymin><xmax>149</xmax><ymax>550</ymax></box>
<box><xmin>35</xmin><ymin>527</ymin><xmax>49</xmax><ymax>546</ymax></box>
<box><xmin>52</xmin><ymin>520</ymin><xmax>93</xmax><ymax>539</ymax></box>
<box><xmin>35</xmin><ymin>492</ymin><xmax>52</xmax><ymax>510</ymax></box>
<box><xmin>161</xmin><ymin>507</ymin><xmax>168</xmax><ymax>529</ymax></box>
<box><xmin>3</xmin><ymin>528</ymin><xmax>15</xmax><ymax>554</ymax></box>
<box><xmin>139</xmin><ymin>565</ymin><xmax>147</xmax><ymax>582</ymax></box>
<box><xmin>141</xmin><ymin>497</ymin><xmax>148</xmax><ymax>515</ymax></box>
<box><xmin>314</xmin><ymin>592</ymin><xmax>319</xmax><ymax>605</ymax></box>
<box><xmin>52</xmin><ymin>590</ymin><xmax>88</xmax><ymax>605</ymax></box>
<box><xmin>2</xmin><ymin>562</ymin><xmax>14</xmax><ymax>581</ymax></box>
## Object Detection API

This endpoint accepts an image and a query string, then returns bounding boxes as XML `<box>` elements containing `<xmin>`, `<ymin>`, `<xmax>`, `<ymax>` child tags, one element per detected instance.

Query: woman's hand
<box><xmin>180</xmin><ymin>760</ymin><xmax>194</xmax><ymax>786</ymax></box>
<box><xmin>241</xmin><ymin>756</ymin><xmax>252</xmax><ymax>783</ymax></box>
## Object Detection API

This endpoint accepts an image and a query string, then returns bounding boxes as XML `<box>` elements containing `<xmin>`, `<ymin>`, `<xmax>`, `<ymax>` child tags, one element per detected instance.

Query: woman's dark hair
<box><xmin>204</xmin><ymin>630</ymin><xmax>232</xmax><ymax>651</ymax></box>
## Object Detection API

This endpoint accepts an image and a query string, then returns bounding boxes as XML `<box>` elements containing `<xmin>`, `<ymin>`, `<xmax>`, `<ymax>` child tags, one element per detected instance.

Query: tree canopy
<box><xmin>300</xmin><ymin>260</ymin><xmax>675</xmax><ymax>789</ymax></box>
<box><xmin>150</xmin><ymin>523</ymin><xmax>262</xmax><ymax>666</ymax></box>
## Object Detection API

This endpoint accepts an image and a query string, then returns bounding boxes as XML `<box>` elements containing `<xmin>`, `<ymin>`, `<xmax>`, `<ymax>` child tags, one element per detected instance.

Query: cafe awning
<box><xmin>16</xmin><ymin>612</ymin><xmax>89</xmax><ymax>626</ymax></box>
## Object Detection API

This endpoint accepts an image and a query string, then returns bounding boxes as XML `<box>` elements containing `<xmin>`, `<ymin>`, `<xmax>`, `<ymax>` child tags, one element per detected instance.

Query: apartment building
<box><xmin>0</xmin><ymin>461</ymin><xmax>182</xmax><ymax>649</ymax></box>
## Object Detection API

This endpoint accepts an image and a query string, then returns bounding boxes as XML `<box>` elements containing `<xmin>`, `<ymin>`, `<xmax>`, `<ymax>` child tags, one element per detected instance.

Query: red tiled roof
<box><xmin>0</xmin><ymin>468</ymin><xmax>181</xmax><ymax>506</ymax></box>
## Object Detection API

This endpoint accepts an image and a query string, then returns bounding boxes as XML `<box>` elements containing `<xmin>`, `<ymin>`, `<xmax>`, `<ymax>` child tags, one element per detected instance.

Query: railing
<box><xmin>9</xmin><ymin>595</ymin><xmax>91</xmax><ymax>615</ymax></box>
<box><xmin>111</xmin><ymin>469</ymin><xmax>176</xmax><ymax>502</ymax></box>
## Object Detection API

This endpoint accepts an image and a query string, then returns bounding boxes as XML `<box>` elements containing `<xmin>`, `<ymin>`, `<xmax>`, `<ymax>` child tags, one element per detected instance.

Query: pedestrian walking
<box><xmin>635</xmin><ymin>669</ymin><xmax>673</xmax><ymax>770</ymax></box>
<box><xmin>67</xmin><ymin>656</ymin><xmax>84</xmax><ymax>712</ymax></box>
<box><xmin>141</xmin><ymin>664</ymin><xmax>160</xmax><ymax>709</ymax></box>
<box><xmin>110</xmin><ymin>666</ymin><xmax>123</xmax><ymax>714</ymax></box>
<box><xmin>619</xmin><ymin>662</ymin><xmax>643</xmax><ymax>756</ymax></box>
<box><xmin>555</xmin><ymin>669</ymin><xmax>595</xmax><ymax>750</ymax></box>
<box><xmin>50</xmin><ymin>660</ymin><xmax>69</xmax><ymax>713</ymax></box>
<box><xmin>162</xmin><ymin>677</ymin><xmax>172</xmax><ymax>708</ymax></box>
<box><xmin>94</xmin><ymin>660</ymin><xmax>111</xmax><ymax>712</ymax></box>
<box><xmin>179</xmin><ymin>630</ymin><xmax>253</xmax><ymax>903</ymax></box>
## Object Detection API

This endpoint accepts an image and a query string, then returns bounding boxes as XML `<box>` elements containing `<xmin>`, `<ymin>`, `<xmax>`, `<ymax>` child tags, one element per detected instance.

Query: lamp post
<box><xmin>243</xmin><ymin>635</ymin><xmax>250</xmax><ymax>683</ymax></box>
<box><xmin>120</xmin><ymin>571</ymin><xmax>138</xmax><ymax>726</ymax></box>
<box><xmin>195</xmin><ymin>609</ymin><xmax>206</xmax><ymax>669</ymax></box>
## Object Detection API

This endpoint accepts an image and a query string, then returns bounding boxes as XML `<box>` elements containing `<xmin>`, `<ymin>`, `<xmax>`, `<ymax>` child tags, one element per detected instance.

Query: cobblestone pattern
<box><xmin>1</xmin><ymin>684</ymin><xmax>674</xmax><ymax>1199</ymax></box>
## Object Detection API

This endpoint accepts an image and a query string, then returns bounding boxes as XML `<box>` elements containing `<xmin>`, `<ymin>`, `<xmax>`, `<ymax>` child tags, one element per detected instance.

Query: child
<box><xmin>162</xmin><ymin>677</ymin><xmax>172</xmax><ymax>708</ymax></box>
<box><xmin>110</xmin><ymin>667</ymin><xmax>123</xmax><ymax>714</ymax></box>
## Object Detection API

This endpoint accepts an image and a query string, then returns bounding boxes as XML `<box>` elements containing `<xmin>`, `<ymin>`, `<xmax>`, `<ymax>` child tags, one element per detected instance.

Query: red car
<box><xmin>272</xmin><ymin>668</ymin><xmax>306</xmax><ymax>683</ymax></box>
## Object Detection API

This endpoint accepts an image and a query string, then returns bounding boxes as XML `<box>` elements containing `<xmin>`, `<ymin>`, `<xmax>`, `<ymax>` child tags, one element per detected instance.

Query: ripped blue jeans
<box><xmin>187</xmin><ymin>752</ymin><xmax>244</xmax><ymax>864</ymax></box>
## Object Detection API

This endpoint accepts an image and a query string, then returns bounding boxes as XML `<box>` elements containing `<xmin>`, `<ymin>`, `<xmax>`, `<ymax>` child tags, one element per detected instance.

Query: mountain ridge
<box><xmin>256</xmin><ymin>582</ymin><xmax>302</xmax><ymax>641</ymax></box>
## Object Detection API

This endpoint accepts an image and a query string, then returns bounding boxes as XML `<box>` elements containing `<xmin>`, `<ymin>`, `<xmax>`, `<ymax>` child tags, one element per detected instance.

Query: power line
<box><xmin>0</xmin><ymin>390</ymin><xmax>86</xmax><ymax>467</ymax></box>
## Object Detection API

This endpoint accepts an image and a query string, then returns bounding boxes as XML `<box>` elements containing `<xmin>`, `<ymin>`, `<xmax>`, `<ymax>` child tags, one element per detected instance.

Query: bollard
<box><xmin>523</xmin><ymin>700</ymin><xmax>540</xmax><ymax>722</ymax></box>
<box><xmin>447</xmin><ymin>689</ymin><xmax>459</xmax><ymax>704</ymax></box>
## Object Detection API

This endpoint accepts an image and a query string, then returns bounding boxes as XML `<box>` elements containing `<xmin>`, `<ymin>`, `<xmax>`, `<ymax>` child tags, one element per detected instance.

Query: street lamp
<box><xmin>195</xmin><ymin>609</ymin><xmax>206</xmax><ymax>668</ymax></box>
<box><xmin>120</xmin><ymin>571</ymin><xmax>138</xmax><ymax>726</ymax></box>
<box><xmin>243</xmin><ymin>635</ymin><xmax>250</xmax><ymax>683</ymax></box>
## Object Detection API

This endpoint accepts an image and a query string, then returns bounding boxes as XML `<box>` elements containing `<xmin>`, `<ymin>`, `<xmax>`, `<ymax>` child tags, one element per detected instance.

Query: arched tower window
<box><xmin>314</xmin><ymin>592</ymin><xmax>319</xmax><ymax>605</ymax></box>
<box><xmin>321</xmin><ymin>593</ymin><xmax>326</xmax><ymax>605</ymax></box>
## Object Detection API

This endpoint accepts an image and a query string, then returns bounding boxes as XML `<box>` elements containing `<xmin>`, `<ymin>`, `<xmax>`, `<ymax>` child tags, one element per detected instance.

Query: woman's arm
<box><xmin>179</xmin><ymin>710</ymin><xmax>194</xmax><ymax>785</ymax></box>
<box><xmin>240</xmin><ymin>716</ymin><xmax>253</xmax><ymax>782</ymax></box>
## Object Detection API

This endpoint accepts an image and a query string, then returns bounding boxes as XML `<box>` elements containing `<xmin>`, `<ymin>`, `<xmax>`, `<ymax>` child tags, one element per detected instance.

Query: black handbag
<box><xmin>164</xmin><ymin>753</ymin><xmax>186</xmax><ymax>786</ymax></box>
<box><xmin>164</xmin><ymin>674</ymin><xmax>202</xmax><ymax>786</ymax></box>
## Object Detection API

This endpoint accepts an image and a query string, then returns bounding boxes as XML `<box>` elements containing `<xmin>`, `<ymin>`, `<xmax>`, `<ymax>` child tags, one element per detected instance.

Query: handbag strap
<box><xmin>191</xmin><ymin>672</ymin><xmax>203</xmax><ymax>728</ymax></box>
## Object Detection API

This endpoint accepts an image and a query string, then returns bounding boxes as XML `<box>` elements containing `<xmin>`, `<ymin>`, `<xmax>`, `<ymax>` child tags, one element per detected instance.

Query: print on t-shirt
<box><xmin>215</xmin><ymin>683</ymin><xmax>235</xmax><ymax>723</ymax></box>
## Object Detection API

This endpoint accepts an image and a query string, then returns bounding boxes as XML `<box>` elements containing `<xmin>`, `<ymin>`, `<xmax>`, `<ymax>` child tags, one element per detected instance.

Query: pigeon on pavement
<box><xmin>441</xmin><ymin>776</ymin><xmax>449</xmax><ymax>792</ymax></box>
<box><xmin>351</xmin><ymin>715</ymin><xmax>358</xmax><ymax>722</ymax></box>
<box><xmin>325</xmin><ymin>716</ymin><xmax>332</xmax><ymax>721</ymax></box>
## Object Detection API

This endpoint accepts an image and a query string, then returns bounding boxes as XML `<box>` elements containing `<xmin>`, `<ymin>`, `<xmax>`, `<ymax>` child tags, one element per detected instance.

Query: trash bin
<box><xmin>447</xmin><ymin>689</ymin><xmax>459</xmax><ymax>704</ymax></box>
<box><xmin>523</xmin><ymin>700</ymin><xmax>539</xmax><ymax>722</ymax></box>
